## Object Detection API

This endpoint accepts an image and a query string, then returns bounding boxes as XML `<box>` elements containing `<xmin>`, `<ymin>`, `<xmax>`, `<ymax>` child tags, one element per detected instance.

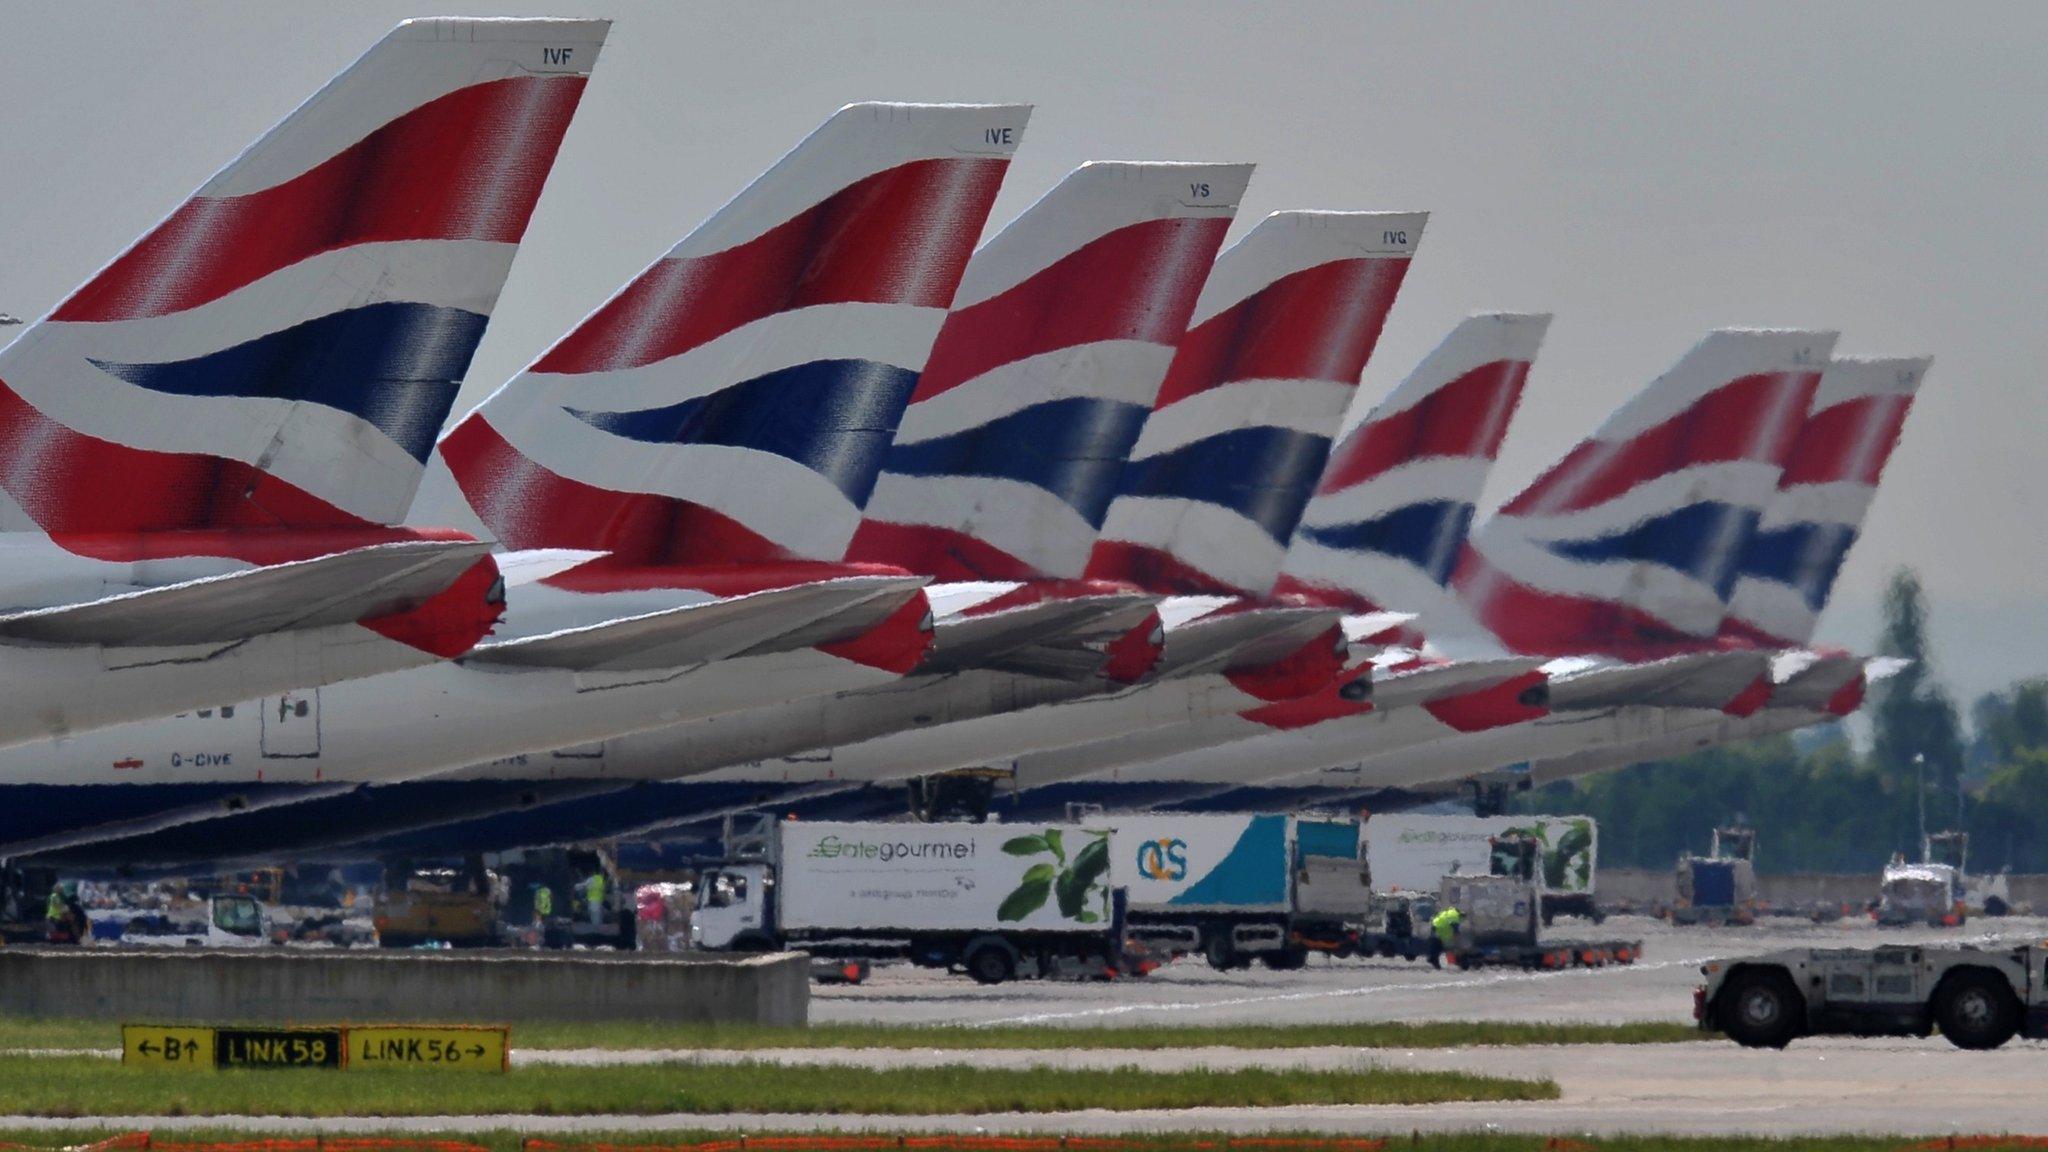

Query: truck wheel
<box><xmin>1718</xmin><ymin>969</ymin><xmax>1802</xmax><ymax>1049</ymax></box>
<box><xmin>1261</xmin><ymin>948</ymin><xmax>1308</xmax><ymax>971</ymax></box>
<box><xmin>964</xmin><ymin>942</ymin><xmax>1016</xmax><ymax>985</ymax></box>
<box><xmin>1203</xmin><ymin>933</ymin><xmax>1236</xmax><ymax>971</ymax></box>
<box><xmin>1935</xmin><ymin>971</ymin><xmax>2020</xmax><ymax>1050</ymax></box>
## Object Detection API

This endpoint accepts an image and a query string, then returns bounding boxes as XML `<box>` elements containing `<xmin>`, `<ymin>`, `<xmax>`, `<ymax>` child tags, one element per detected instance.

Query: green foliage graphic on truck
<box><xmin>1001</xmin><ymin>829</ymin><xmax>1111</xmax><ymax>922</ymax></box>
<box><xmin>1366</xmin><ymin>814</ymin><xmax>1598</xmax><ymax>896</ymax></box>
<box><xmin>1504</xmin><ymin>817</ymin><xmax>1595</xmax><ymax>891</ymax></box>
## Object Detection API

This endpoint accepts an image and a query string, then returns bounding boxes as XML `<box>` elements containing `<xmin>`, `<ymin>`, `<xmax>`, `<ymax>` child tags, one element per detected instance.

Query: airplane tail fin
<box><xmin>1453</xmin><ymin>328</ymin><xmax>1836</xmax><ymax>659</ymax></box>
<box><xmin>1276</xmin><ymin>312</ymin><xmax>1548</xmax><ymax>622</ymax></box>
<box><xmin>0</xmin><ymin>18</ymin><xmax>605</xmax><ymax>543</ymax></box>
<box><xmin>428</xmin><ymin>102</ymin><xmax>1030</xmax><ymax>567</ymax></box>
<box><xmin>1084</xmin><ymin>210</ymin><xmax>1426</xmax><ymax>597</ymax></box>
<box><xmin>1721</xmin><ymin>356</ymin><xmax>1928</xmax><ymax>647</ymax></box>
<box><xmin>845</xmin><ymin>161</ymin><xmax>1253</xmax><ymax>580</ymax></box>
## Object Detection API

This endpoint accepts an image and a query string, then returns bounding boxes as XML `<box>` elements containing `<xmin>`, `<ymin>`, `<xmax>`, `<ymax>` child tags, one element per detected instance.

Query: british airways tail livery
<box><xmin>0</xmin><ymin>18</ymin><xmax>605</xmax><ymax>546</ymax></box>
<box><xmin>1720</xmin><ymin>356</ymin><xmax>1928</xmax><ymax>648</ymax></box>
<box><xmin>424</xmin><ymin>102</ymin><xmax>1032</xmax><ymax>568</ymax></box>
<box><xmin>1084</xmin><ymin>210</ymin><xmax>1427</xmax><ymax>597</ymax></box>
<box><xmin>1452</xmin><ymin>328</ymin><xmax>1836</xmax><ymax>660</ymax></box>
<box><xmin>1276</xmin><ymin>312</ymin><xmax>1548</xmax><ymax>625</ymax></box>
<box><xmin>846</xmin><ymin>161</ymin><xmax>1251</xmax><ymax>581</ymax></box>
<box><xmin>0</xmin><ymin>20</ymin><xmax>608</xmax><ymax>748</ymax></box>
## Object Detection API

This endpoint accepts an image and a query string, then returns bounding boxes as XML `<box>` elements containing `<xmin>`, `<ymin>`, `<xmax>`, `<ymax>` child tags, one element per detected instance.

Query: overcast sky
<box><xmin>3</xmin><ymin>1</ymin><xmax>2041</xmax><ymax>705</ymax></box>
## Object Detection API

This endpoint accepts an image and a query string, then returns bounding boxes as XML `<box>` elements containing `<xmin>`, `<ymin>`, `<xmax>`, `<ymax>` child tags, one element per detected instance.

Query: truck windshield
<box><xmin>213</xmin><ymin>898</ymin><xmax>262</xmax><ymax>935</ymax></box>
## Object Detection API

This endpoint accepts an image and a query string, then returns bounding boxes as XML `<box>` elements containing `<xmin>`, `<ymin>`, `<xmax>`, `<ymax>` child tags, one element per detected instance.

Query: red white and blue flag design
<box><xmin>1721</xmin><ymin>356</ymin><xmax>1927</xmax><ymax>647</ymax></box>
<box><xmin>1453</xmin><ymin>328</ymin><xmax>1836</xmax><ymax>660</ymax></box>
<box><xmin>846</xmin><ymin>161</ymin><xmax>1251</xmax><ymax>581</ymax></box>
<box><xmin>426</xmin><ymin>102</ymin><xmax>1030</xmax><ymax>569</ymax></box>
<box><xmin>0</xmin><ymin>19</ymin><xmax>604</xmax><ymax>554</ymax></box>
<box><xmin>1276</xmin><ymin>312</ymin><xmax>1547</xmax><ymax>627</ymax></box>
<box><xmin>1085</xmin><ymin>210</ymin><xmax>1426</xmax><ymax>597</ymax></box>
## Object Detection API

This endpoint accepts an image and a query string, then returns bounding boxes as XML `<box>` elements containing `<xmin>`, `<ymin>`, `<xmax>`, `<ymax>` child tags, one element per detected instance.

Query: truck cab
<box><xmin>206</xmin><ymin>894</ymin><xmax>274</xmax><ymax>946</ymax></box>
<box><xmin>691</xmin><ymin>862</ymin><xmax>776</xmax><ymax>951</ymax></box>
<box><xmin>114</xmin><ymin>895</ymin><xmax>275</xmax><ymax>948</ymax></box>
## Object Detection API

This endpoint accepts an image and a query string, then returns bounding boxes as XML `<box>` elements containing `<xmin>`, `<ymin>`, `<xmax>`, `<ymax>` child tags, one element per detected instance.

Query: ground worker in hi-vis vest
<box><xmin>1429</xmin><ymin>905</ymin><xmax>1464</xmax><ymax>969</ymax></box>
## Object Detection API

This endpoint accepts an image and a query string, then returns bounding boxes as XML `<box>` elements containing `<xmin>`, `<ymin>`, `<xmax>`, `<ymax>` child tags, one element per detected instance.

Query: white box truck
<box><xmin>1108</xmin><ymin>813</ymin><xmax>1371</xmax><ymax>971</ymax></box>
<box><xmin>691</xmin><ymin>819</ymin><xmax>1128</xmax><ymax>983</ymax></box>
<box><xmin>1366</xmin><ymin>813</ymin><xmax>1603</xmax><ymax>923</ymax></box>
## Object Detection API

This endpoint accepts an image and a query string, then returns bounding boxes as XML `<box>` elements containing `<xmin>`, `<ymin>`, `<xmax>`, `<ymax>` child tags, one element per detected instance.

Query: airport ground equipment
<box><xmin>0</xmin><ymin>867</ymin><xmax>61</xmax><ymax>943</ymax></box>
<box><xmin>1356</xmin><ymin>891</ymin><xmax>1439</xmax><ymax>961</ymax></box>
<box><xmin>1437</xmin><ymin>832</ymin><xmax>1640</xmax><ymax>970</ymax></box>
<box><xmin>1922</xmin><ymin>830</ymin><xmax>2012</xmax><ymax>916</ymax></box>
<box><xmin>105</xmin><ymin>895</ymin><xmax>275</xmax><ymax>948</ymax></box>
<box><xmin>374</xmin><ymin>859</ymin><xmax>504</xmax><ymax>949</ymax></box>
<box><xmin>691</xmin><ymin>817</ymin><xmax>1131</xmax><ymax>984</ymax></box>
<box><xmin>1699</xmin><ymin>942</ymin><xmax>2048</xmax><ymax>1049</ymax></box>
<box><xmin>1365</xmin><ymin>813</ymin><xmax>1603</xmax><ymax>923</ymax></box>
<box><xmin>1875</xmin><ymin>832</ymin><xmax>1966</xmax><ymax>934</ymax></box>
<box><xmin>1674</xmin><ymin>825</ymin><xmax>1759</xmax><ymax>926</ymax></box>
<box><xmin>1108</xmin><ymin>814</ymin><xmax>1371</xmax><ymax>970</ymax></box>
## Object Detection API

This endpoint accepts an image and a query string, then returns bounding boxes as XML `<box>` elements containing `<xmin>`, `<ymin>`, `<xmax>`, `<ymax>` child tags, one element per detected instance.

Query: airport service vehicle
<box><xmin>1923</xmin><ymin>830</ymin><xmax>2012</xmax><ymax>916</ymax></box>
<box><xmin>1699</xmin><ymin>943</ymin><xmax>2048</xmax><ymax>1049</ymax></box>
<box><xmin>103</xmin><ymin>895</ymin><xmax>275</xmax><ymax>949</ymax></box>
<box><xmin>374</xmin><ymin>861</ymin><xmax>504</xmax><ymax>949</ymax></box>
<box><xmin>1110</xmin><ymin>814</ymin><xmax>1370</xmax><ymax>970</ymax></box>
<box><xmin>1366</xmin><ymin>814</ymin><xmax>1603</xmax><ymax>923</ymax></box>
<box><xmin>1877</xmin><ymin>860</ymin><xmax>1966</xmax><ymax>928</ymax></box>
<box><xmin>1437</xmin><ymin>832</ymin><xmax>1640</xmax><ymax>970</ymax></box>
<box><xmin>1673</xmin><ymin>826</ymin><xmax>1759</xmax><ymax>926</ymax></box>
<box><xmin>692</xmin><ymin>819</ymin><xmax>1128</xmax><ymax>984</ymax></box>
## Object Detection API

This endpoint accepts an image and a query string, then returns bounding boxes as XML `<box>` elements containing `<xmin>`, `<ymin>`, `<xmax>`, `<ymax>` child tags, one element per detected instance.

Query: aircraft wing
<box><xmin>920</xmin><ymin>594</ymin><xmax>1158</xmax><ymax>680</ymax></box>
<box><xmin>1547</xmin><ymin>649</ymin><xmax>1774</xmax><ymax>711</ymax></box>
<box><xmin>1372</xmin><ymin>656</ymin><xmax>1548</xmax><ymax>710</ymax></box>
<box><xmin>1765</xmin><ymin>652</ymin><xmax>1868</xmax><ymax>711</ymax></box>
<box><xmin>0</xmin><ymin>782</ymin><xmax>358</xmax><ymax>860</ymax></box>
<box><xmin>467</xmin><ymin>576</ymin><xmax>926</xmax><ymax>673</ymax></box>
<box><xmin>0</xmin><ymin>539</ymin><xmax>494</xmax><ymax>647</ymax></box>
<box><xmin>1155</xmin><ymin>605</ymin><xmax>1344</xmax><ymax>680</ymax></box>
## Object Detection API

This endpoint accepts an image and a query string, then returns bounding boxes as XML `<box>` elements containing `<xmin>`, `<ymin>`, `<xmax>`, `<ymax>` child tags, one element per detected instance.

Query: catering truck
<box><xmin>1366</xmin><ymin>813</ymin><xmax>1603</xmax><ymax>923</ymax></box>
<box><xmin>1110</xmin><ymin>814</ymin><xmax>1371</xmax><ymax>970</ymax></box>
<box><xmin>1699</xmin><ymin>943</ymin><xmax>2048</xmax><ymax>1049</ymax></box>
<box><xmin>690</xmin><ymin>819</ymin><xmax>1128</xmax><ymax>984</ymax></box>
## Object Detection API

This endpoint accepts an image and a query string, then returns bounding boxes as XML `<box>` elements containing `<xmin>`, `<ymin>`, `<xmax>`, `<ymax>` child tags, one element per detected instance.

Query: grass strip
<box><xmin>0</xmin><ymin>1056</ymin><xmax>1552</xmax><ymax>1118</ymax></box>
<box><xmin>0</xmin><ymin>1018</ymin><xmax>1702</xmax><ymax>1053</ymax></box>
<box><xmin>0</xmin><ymin>1128</ymin><xmax>1986</xmax><ymax>1152</ymax></box>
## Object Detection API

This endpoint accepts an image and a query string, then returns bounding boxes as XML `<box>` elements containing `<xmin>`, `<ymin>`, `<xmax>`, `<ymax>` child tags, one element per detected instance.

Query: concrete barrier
<box><xmin>0</xmin><ymin>948</ymin><xmax>809</xmax><ymax>1025</ymax></box>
